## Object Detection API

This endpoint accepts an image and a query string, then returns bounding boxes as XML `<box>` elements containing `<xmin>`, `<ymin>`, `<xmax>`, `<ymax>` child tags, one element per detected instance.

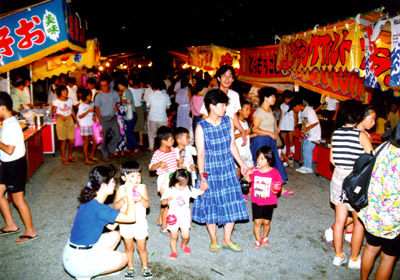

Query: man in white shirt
<box><xmin>200</xmin><ymin>65</ymin><xmax>247</xmax><ymax>145</ymax></box>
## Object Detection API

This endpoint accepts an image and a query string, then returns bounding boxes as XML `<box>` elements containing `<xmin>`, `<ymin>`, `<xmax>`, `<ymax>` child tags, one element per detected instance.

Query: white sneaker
<box><xmin>348</xmin><ymin>255</ymin><xmax>361</xmax><ymax>269</ymax></box>
<box><xmin>283</xmin><ymin>162</ymin><xmax>289</xmax><ymax>167</ymax></box>
<box><xmin>301</xmin><ymin>167</ymin><xmax>313</xmax><ymax>174</ymax></box>
<box><xmin>332</xmin><ymin>254</ymin><xmax>348</xmax><ymax>266</ymax></box>
<box><xmin>295</xmin><ymin>166</ymin><xmax>306</xmax><ymax>173</ymax></box>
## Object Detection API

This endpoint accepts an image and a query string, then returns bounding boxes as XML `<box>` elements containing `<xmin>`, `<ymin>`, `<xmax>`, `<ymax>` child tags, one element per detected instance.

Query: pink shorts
<box><xmin>166</xmin><ymin>208</ymin><xmax>191</xmax><ymax>232</ymax></box>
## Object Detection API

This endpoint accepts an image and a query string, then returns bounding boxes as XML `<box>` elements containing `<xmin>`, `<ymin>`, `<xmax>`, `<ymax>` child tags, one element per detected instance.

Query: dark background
<box><xmin>1</xmin><ymin>0</ymin><xmax>399</xmax><ymax>55</ymax></box>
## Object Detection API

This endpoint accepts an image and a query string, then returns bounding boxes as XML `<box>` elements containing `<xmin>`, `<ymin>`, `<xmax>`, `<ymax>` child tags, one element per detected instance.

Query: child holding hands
<box><xmin>149</xmin><ymin>126</ymin><xmax>178</xmax><ymax>235</ymax></box>
<box><xmin>114</xmin><ymin>161</ymin><xmax>152</xmax><ymax>278</ymax></box>
<box><xmin>245</xmin><ymin>146</ymin><xmax>282</xmax><ymax>248</ymax></box>
<box><xmin>161</xmin><ymin>169</ymin><xmax>205</xmax><ymax>259</ymax></box>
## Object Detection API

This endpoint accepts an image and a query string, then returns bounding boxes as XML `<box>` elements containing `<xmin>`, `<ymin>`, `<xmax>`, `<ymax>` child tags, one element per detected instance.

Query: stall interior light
<box><xmin>105</xmin><ymin>62</ymin><xmax>110</xmax><ymax>67</ymax></box>
<box><xmin>182</xmin><ymin>63</ymin><xmax>188</xmax><ymax>69</ymax></box>
<box><xmin>148</xmin><ymin>62</ymin><xmax>153</xmax><ymax>67</ymax></box>
<box><xmin>138</xmin><ymin>64</ymin><xmax>142</xmax><ymax>68</ymax></box>
<box><xmin>99</xmin><ymin>65</ymin><xmax>104</xmax><ymax>71</ymax></box>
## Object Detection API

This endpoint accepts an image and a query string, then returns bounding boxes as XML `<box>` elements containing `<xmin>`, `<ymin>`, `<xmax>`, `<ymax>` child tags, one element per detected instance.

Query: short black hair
<box><xmin>80</xmin><ymin>88</ymin><xmax>92</xmax><ymax>102</ymax></box>
<box><xmin>120</xmin><ymin>160</ymin><xmax>142</xmax><ymax>174</ymax></box>
<box><xmin>116</xmin><ymin>76</ymin><xmax>129</xmax><ymax>88</ymax></box>
<box><xmin>215</xmin><ymin>65</ymin><xmax>236</xmax><ymax>81</ymax></box>
<box><xmin>14</xmin><ymin>79</ymin><xmax>24</xmax><ymax>88</ymax></box>
<box><xmin>240</xmin><ymin>98</ymin><xmax>251</xmax><ymax>108</ymax></box>
<box><xmin>67</xmin><ymin>77</ymin><xmax>76</xmax><ymax>84</ymax></box>
<box><xmin>151</xmin><ymin>79</ymin><xmax>166</xmax><ymax>91</ymax></box>
<box><xmin>256</xmin><ymin>146</ymin><xmax>274</xmax><ymax>166</ymax></box>
<box><xmin>86</xmin><ymin>77</ymin><xmax>96</xmax><ymax>85</ymax></box>
<box><xmin>258</xmin><ymin>87</ymin><xmax>277</xmax><ymax>104</ymax></box>
<box><xmin>203</xmin><ymin>88</ymin><xmax>229</xmax><ymax>113</ymax></box>
<box><xmin>56</xmin><ymin>85</ymin><xmax>68</xmax><ymax>97</ymax></box>
<box><xmin>283</xmin><ymin>90</ymin><xmax>294</xmax><ymax>99</ymax></box>
<box><xmin>174</xmin><ymin>127</ymin><xmax>189</xmax><ymax>140</ymax></box>
<box><xmin>336</xmin><ymin>99</ymin><xmax>364</xmax><ymax>125</ymax></box>
<box><xmin>157</xmin><ymin>126</ymin><xmax>173</xmax><ymax>142</ymax></box>
<box><xmin>0</xmin><ymin>91</ymin><xmax>13</xmax><ymax>111</ymax></box>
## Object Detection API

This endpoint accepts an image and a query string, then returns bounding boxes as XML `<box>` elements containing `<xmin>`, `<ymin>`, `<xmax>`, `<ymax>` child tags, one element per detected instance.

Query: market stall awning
<box><xmin>238</xmin><ymin>8</ymin><xmax>398</xmax><ymax>101</ymax></box>
<box><xmin>32</xmin><ymin>39</ymin><xmax>100</xmax><ymax>82</ymax></box>
<box><xmin>0</xmin><ymin>0</ymin><xmax>86</xmax><ymax>74</ymax></box>
<box><xmin>186</xmin><ymin>45</ymin><xmax>240</xmax><ymax>72</ymax></box>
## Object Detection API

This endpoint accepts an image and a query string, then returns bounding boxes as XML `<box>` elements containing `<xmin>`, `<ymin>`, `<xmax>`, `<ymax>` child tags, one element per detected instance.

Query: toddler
<box><xmin>114</xmin><ymin>161</ymin><xmax>152</xmax><ymax>278</ymax></box>
<box><xmin>149</xmin><ymin>126</ymin><xmax>178</xmax><ymax>236</ymax></box>
<box><xmin>245</xmin><ymin>146</ymin><xmax>282</xmax><ymax>248</ymax></box>
<box><xmin>161</xmin><ymin>169</ymin><xmax>205</xmax><ymax>259</ymax></box>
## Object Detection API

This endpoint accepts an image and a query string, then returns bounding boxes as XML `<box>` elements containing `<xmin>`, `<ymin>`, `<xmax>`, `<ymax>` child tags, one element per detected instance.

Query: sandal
<box><xmin>68</xmin><ymin>157</ymin><xmax>77</xmax><ymax>162</ymax></box>
<box><xmin>281</xmin><ymin>189</ymin><xmax>294</xmax><ymax>196</ymax></box>
<box><xmin>209</xmin><ymin>243</ymin><xmax>221</xmax><ymax>253</ymax></box>
<box><xmin>222</xmin><ymin>243</ymin><xmax>242</xmax><ymax>252</ymax></box>
<box><xmin>89</xmin><ymin>157</ymin><xmax>99</xmax><ymax>162</ymax></box>
<box><xmin>62</xmin><ymin>160</ymin><xmax>70</xmax><ymax>165</ymax></box>
<box><xmin>253</xmin><ymin>240</ymin><xmax>262</xmax><ymax>249</ymax></box>
<box><xmin>125</xmin><ymin>268</ymin><xmax>135</xmax><ymax>278</ymax></box>
<box><xmin>180</xmin><ymin>242</ymin><xmax>191</xmax><ymax>255</ymax></box>
<box><xmin>261</xmin><ymin>236</ymin><xmax>269</xmax><ymax>246</ymax></box>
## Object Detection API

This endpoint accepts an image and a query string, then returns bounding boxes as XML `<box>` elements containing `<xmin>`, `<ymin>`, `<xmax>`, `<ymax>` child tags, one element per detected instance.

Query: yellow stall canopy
<box><xmin>32</xmin><ymin>39</ymin><xmax>100</xmax><ymax>82</ymax></box>
<box><xmin>186</xmin><ymin>45</ymin><xmax>240</xmax><ymax>73</ymax></box>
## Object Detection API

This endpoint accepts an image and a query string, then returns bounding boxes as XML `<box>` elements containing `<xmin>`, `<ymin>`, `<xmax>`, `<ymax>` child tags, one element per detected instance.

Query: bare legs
<box><xmin>254</xmin><ymin>219</ymin><xmax>271</xmax><ymax>241</ymax></box>
<box><xmin>0</xmin><ymin>184</ymin><xmax>37</xmax><ymax>241</ymax></box>
<box><xmin>361</xmin><ymin>243</ymin><xmax>396</xmax><ymax>280</ymax></box>
<box><xmin>206</xmin><ymin>222</ymin><xmax>241</xmax><ymax>251</ymax></box>
<box><xmin>170</xmin><ymin>228</ymin><xmax>190</xmax><ymax>254</ymax></box>
<box><xmin>123</xmin><ymin>237</ymin><xmax>149</xmax><ymax>270</ymax></box>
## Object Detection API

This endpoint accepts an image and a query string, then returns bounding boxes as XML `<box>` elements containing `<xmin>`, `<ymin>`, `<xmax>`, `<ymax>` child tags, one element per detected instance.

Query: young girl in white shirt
<box><xmin>78</xmin><ymin>89</ymin><xmax>99</xmax><ymax>165</ymax></box>
<box><xmin>161</xmin><ymin>169</ymin><xmax>205</xmax><ymax>259</ymax></box>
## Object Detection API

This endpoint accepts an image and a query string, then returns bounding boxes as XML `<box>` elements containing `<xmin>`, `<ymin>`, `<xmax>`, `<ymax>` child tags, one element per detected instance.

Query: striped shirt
<box><xmin>149</xmin><ymin>147</ymin><xmax>178</xmax><ymax>176</ymax></box>
<box><xmin>331</xmin><ymin>126</ymin><xmax>364</xmax><ymax>168</ymax></box>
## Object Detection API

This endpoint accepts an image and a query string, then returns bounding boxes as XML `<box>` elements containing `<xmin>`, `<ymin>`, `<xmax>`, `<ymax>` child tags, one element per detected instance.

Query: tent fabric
<box><xmin>0</xmin><ymin>0</ymin><xmax>86</xmax><ymax>74</ymax></box>
<box><xmin>32</xmin><ymin>39</ymin><xmax>99</xmax><ymax>82</ymax></box>
<box><xmin>186</xmin><ymin>45</ymin><xmax>240</xmax><ymax>71</ymax></box>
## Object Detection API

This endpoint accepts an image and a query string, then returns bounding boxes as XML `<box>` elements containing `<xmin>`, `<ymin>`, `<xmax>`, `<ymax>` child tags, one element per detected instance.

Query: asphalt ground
<box><xmin>1</xmin><ymin>147</ymin><xmax>399</xmax><ymax>280</ymax></box>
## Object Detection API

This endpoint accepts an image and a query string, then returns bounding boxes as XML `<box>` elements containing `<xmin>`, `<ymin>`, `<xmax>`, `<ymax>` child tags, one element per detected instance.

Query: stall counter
<box><xmin>23</xmin><ymin>125</ymin><xmax>45</xmax><ymax>179</ymax></box>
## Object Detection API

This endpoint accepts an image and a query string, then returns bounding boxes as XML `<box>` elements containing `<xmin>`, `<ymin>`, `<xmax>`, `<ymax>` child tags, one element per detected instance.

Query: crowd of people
<box><xmin>0</xmin><ymin>64</ymin><xmax>400</xmax><ymax>279</ymax></box>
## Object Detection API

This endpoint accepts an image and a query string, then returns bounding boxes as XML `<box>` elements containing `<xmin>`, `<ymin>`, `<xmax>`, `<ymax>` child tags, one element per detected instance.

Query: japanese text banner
<box><xmin>276</xmin><ymin>21</ymin><xmax>364</xmax><ymax>74</ymax></box>
<box><xmin>0</xmin><ymin>0</ymin><xmax>85</xmax><ymax>73</ymax></box>
<box><xmin>238</xmin><ymin>45</ymin><xmax>290</xmax><ymax>83</ymax></box>
<box><xmin>187</xmin><ymin>45</ymin><xmax>240</xmax><ymax>71</ymax></box>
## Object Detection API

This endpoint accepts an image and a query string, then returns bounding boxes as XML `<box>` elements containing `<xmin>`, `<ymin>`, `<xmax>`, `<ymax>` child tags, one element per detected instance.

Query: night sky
<box><xmin>1</xmin><ymin>0</ymin><xmax>399</xmax><ymax>56</ymax></box>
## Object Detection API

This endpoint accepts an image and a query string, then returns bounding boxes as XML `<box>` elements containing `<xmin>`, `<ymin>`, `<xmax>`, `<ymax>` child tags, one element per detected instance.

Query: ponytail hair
<box><xmin>77</xmin><ymin>164</ymin><xmax>117</xmax><ymax>204</ymax></box>
<box><xmin>169</xmin><ymin>169</ymin><xmax>192</xmax><ymax>190</ymax></box>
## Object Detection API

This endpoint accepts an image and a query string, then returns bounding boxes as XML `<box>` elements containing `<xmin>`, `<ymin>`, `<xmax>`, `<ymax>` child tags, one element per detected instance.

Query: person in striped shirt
<box><xmin>327</xmin><ymin>100</ymin><xmax>374</xmax><ymax>269</ymax></box>
<box><xmin>149</xmin><ymin>126</ymin><xmax>178</xmax><ymax>236</ymax></box>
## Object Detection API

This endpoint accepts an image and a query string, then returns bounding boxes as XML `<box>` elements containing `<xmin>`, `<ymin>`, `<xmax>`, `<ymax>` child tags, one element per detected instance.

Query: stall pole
<box><xmin>30</xmin><ymin>63</ymin><xmax>34</xmax><ymax>104</ymax></box>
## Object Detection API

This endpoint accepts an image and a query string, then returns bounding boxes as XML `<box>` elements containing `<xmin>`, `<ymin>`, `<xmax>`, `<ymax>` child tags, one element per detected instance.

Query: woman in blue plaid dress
<box><xmin>192</xmin><ymin>89</ymin><xmax>250</xmax><ymax>253</ymax></box>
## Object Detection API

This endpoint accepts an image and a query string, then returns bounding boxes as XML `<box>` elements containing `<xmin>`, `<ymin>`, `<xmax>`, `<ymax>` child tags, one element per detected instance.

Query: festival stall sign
<box><xmin>275</xmin><ymin>10</ymin><xmax>392</xmax><ymax>102</ymax></box>
<box><xmin>364</xmin><ymin>15</ymin><xmax>400</xmax><ymax>96</ymax></box>
<box><xmin>0</xmin><ymin>0</ymin><xmax>86</xmax><ymax>74</ymax></box>
<box><xmin>237</xmin><ymin>44</ymin><xmax>294</xmax><ymax>91</ymax></box>
<box><xmin>186</xmin><ymin>45</ymin><xmax>240</xmax><ymax>72</ymax></box>
<box><xmin>32</xmin><ymin>39</ymin><xmax>100</xmax><ymax>82</ymax></box>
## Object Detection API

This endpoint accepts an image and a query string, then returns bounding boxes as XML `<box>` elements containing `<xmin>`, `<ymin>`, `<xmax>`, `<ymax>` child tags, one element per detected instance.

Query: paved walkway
<box><xmin>1</xmin><ymin>148</ymin><xmax>399</xmax><ymax>279</ymax></box>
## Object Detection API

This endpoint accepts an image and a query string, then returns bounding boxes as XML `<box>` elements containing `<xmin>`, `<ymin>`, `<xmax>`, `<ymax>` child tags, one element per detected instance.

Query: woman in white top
<box><xmin>278</xmin><ymin>90</ymin><xmax>295</xmax><ymax>158</ymax></box>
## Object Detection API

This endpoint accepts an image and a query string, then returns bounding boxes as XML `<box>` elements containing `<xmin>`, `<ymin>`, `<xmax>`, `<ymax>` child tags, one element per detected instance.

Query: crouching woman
<box><xmin>62</xmin><ymin>164</ymin><xmax>136</xmax><ymax>280</ymax></box>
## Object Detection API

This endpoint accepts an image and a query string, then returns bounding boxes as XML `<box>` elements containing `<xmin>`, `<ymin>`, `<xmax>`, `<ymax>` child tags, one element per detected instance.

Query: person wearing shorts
<box><xmin>0</xmin><ymin>91</ymin><xmax>38</xmax><ymax>243</ymax></box>
<box><xmin>52</xmin><ymin>85</ymin><xmax>79</xmax><ymax>164</ymax></box>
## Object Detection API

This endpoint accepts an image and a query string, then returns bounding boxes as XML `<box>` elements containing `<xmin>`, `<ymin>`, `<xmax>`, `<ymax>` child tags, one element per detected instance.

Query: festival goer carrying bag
<box><xmin>342</xmin><ymin>141</ymin><xmax>389</xmax><ymax>211</ymax></box>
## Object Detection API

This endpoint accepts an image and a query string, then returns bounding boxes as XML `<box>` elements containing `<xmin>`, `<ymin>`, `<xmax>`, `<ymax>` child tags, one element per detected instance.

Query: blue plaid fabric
<box><xmin>192</xmin><ymin>115</ymin><xmax>249</xmax><ymax>226</ymax></box>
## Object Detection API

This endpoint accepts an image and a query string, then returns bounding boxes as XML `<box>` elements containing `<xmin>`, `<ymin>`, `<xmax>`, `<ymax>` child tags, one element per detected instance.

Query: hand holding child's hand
<box><xmin>200</xmin><ymin>180</ymin><xmax>209</xmax><ymax>192</ymax></box>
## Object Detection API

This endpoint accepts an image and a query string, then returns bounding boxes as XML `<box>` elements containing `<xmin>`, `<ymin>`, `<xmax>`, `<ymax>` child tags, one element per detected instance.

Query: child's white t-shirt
<box><xmin>301</xmin><ymin>106</ymin><xmax>321</xmax><ymax>141</ymax></box>
<box><xmin>279</xmin><ymin>103</ymin><xmax>294</xmax><ymax>131</ymax></box>
<box><xmin>0</xmin><ymin>116</ymin><xmax>25</xmax><ymax>162</ymax></box>
<box><xmin>53</xmin><ymin>98</ymin><xmax>73</xmax><ymax>117</ymax></box>
<box><xmin>160</xmin><ymin>187</ymin><xmax>201</xmax><ymax>210</ymax></box>
<box><xmin>118</xmin><ymin>183</ymin><xmax>147</xmax><ymax>222</ymax></box>
<box><xmin>77</xmin><ymin>102</ymin><xmax>94</xmax><ymax>127</ymax></box>
<box><xmin>235</xmin><ymin>119</ymin><xmax>251</xmax><ymax>155</ymax></box>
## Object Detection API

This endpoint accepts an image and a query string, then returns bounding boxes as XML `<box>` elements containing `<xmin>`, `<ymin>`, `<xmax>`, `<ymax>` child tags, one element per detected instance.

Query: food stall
<box><xmin>0</xmin><ymin>0</ymin><xmax>87</xmax><ymax>178</ymax></box>
<box><xmin>238</xmin><ymin>8</ymin><xmax>398</xmax><ymax>180</ymax></box>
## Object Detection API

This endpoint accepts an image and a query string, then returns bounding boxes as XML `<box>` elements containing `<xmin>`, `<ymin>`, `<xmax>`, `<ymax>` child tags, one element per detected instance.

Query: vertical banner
<box><xmin>390</xmin><ymin>15</ymin><xmax>400</xmax><ymax>87</ymax></box>
<box><xmin>364</xmin><ymin>19</ymin><xmax>391</xmax><ymax>90</ymax></box>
